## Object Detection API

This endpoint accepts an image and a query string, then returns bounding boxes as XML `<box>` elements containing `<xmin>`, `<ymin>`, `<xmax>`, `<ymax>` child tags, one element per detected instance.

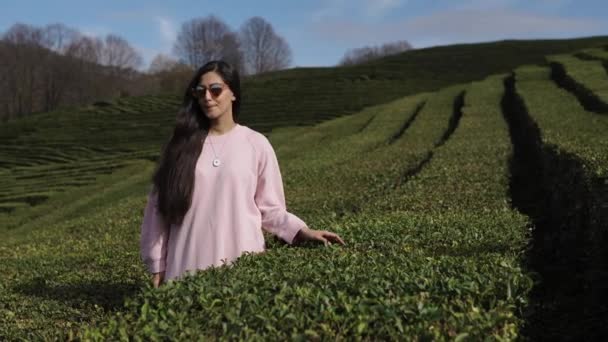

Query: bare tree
<box><xmin>63</xmin><ymin>36</ymin><xmax>106</xmax><ymax>103</ymax></box>
<box><xmin>2</xmin><ymin>23</ymin><xmax>44</xmax><ymax>46</ymax></box>
<box><xmin>102</xmin><ymin>34</ymin><xmax>143</xmax><ymax>71</ymax></box>
<box><xmin>0</xmin><ymin>41</ymin><xmax>15</xmax><ymax>121</ymax></box>
<box><xmin>339</xmin><ymin>40</ymin><xmax>413</xmax><ymax>66</ymax></box>
<box><xmin>35</xmin><ymin>24</ymin><xmax>81</xmax><ymax>111</ymax></box>
<box><xmin>148</xmin><ymin>53</ymin><xmax>179</xmax><ymax>74</ymax></box>
<box><xmin>379</xmin><ymin>41</ymin><xmax>412</xmax><ymax>56</ymax></box>
<box><xmin>37</xmin><ymin>46</ymin><xmax>70</xmax><ymax>111</ymax></box>
<box><xmin>1</xmin><ymin>23</ymin><xmax>46</xmax><ymax>117</ymax></box>
<box><xmin>41</xmin><ymin>23</ymin><xmax>80</xmax><ymax>53</ymax></box>
<box><xmin>0</xmin><ymin>21</ymin><xmax>159</xmax><ymax>121</ymax></box>
<box><xmin>173</xmin><ymin>15</ymin><xmax>243</xmax><ymax>71</ymax></box>
<box><xmin>239</xmin><ymin>16</ymin><xmax>292</xmax><ymax>74</ymax></box>
<box><xmin>220</xmin><ymin>31</ymin><xmax>244</xmax><ymax>72</ymax></box>
<box><xmin>64</xmin><ymin>35</ymin><xmax>103</xmax><ymax>63</ymax></box>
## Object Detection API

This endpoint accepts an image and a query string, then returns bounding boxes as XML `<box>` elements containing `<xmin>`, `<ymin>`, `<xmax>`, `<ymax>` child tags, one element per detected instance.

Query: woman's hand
<box><xmin>293</xmin><ymin>227</ymin><xmax>345</xmax><ymax>246</ymax></box>
<box><xmin>152</xmin><ymin>271</ymin><xmax>165</xmax><ymax>288</ymax></box>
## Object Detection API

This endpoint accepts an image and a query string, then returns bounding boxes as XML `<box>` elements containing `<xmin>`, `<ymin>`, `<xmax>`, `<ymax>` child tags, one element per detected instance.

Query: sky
<box><xmin>1</xmin><ymin>0</ymin><xmax>606</xmax><ymax>70</ymax></box>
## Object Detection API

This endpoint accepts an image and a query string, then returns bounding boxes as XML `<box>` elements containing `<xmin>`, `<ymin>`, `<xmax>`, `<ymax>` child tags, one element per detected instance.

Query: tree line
<box><xmin>0</xmin><ymin>14</ymin><xmax>412</xmax><ymax>122</ymax></box>
<box><xmin>0</xmin><ymin>23</ymin><xmax>152</xmax><ymax>122</ymax></box>
<box><xmin>338</xmin><ymin>40</ymin><xmax>412</xmax><ymax>66</ymax></box>
<box><xmin>0</xmin><ymin>15</ymin><xmax>294</xmax><ymax>122</ymax></box>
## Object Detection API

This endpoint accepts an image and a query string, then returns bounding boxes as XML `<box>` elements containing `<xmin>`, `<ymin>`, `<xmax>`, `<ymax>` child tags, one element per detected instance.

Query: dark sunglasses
<box><xmin>192</xmin><ymin>83</ymin><xmax>225</xmax><ymax>98</ymax></box>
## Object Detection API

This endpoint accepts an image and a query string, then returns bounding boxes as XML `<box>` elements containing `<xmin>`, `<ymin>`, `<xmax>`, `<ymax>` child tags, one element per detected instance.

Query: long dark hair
<box><xmin>152</xmin><ymin>60</ymin><xmax>241</xmax><ymax>226</ymax></box>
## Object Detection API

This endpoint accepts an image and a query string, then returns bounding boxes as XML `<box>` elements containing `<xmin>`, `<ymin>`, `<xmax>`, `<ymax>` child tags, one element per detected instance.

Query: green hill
<box><xmin>1</xmin><ymin>36</ymin><xmax>607</xmax><ymax>340</ymax></box>
<box><xmin>1</xmin><ymin>36</ymin><xmax>607</xmax><ymax>217</ymax></box>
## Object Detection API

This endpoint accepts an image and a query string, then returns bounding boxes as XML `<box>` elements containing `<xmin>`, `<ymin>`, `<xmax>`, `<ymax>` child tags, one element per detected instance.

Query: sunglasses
<box><xmin>192</xmin><ymin>83</ymin><xmax>225</xmax><ymax>99</ymax></box>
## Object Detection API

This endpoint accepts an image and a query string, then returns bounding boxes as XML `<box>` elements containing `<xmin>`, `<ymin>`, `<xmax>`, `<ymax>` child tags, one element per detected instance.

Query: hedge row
<box><xmin>546</xmin><ymin>54</ymin><xmax>608</xmax><ymax>113</ymax></box>
<box><xmin>508</xmin><ymin>65</ymin><xmax>608</xmax><ymax>339</ymax></box>
<box><xmin>78</xmin><ymin>74</ymin><xmax>533</xmax><ymax>340</ymax></box>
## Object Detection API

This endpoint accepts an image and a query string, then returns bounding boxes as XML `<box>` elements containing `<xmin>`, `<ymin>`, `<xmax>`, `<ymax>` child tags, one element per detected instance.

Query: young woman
<box><xmin>140</xmin><ymin>60</ymin><xmax>345</xmax><ymax>287</ymax></box>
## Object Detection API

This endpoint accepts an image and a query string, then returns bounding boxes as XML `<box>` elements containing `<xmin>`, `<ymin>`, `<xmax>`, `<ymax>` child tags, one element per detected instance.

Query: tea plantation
<box><xmin>1</xmin><ymin>37</ymin><xmax>607</xmax><ymax>340</ymax></box>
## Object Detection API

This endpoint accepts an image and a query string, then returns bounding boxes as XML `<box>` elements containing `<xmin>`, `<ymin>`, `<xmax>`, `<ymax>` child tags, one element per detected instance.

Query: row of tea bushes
<box><xmin>80</xmin><ymin>75</ymin><xmax>533</xmax><ymax>340</ymax></box>
<box><xmin>509</xmin><ymin>65</ymin><xmax>608</xmax><ymax>339</ymax></box>
<box><xmin>242</xmin><ymin>37</ymin><xmax>608</xmax><ymax>131</ymax></box>
<box><xmin>576</xmin><ymin>46</ymin><xmax>608</xmax><ymax>63</ymax></box>
<box><xmin>546</xmin><ymin>54</ymin><xmax>608</xmax><ymax>112</ymax></box>
<box><xmin>0</xmin><ymin>94</ymin><xmax>178</xmax><ymax>211</ymax></box>
<box><xmin>3</xmin><ymin>40</ymin><xmax>608</xmax><ymax>340</ymax></box>
<box><xmin>283</xmin><ymin>85</ymin><xmax>463</xmax><ymax>218</ymax></box>
<box><xmin>0</xmin><ymin>160</ymin><xmax>158</xmax><ymax>340</ymax></box>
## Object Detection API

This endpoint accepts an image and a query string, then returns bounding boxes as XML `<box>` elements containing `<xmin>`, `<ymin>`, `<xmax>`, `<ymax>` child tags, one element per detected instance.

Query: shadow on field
<box><xmin>549</xmin><ymin>61</ymin><xmax>608</xmax><ymax>114</ymax></box>
<box><xmin>501</xmin><ymin>74</ymin><xmax>608</xmax><ymax>340</ymax></box>
<box><xmin>392</xmin><ymin>91</ymin><xmax>465</xmax><ymax>189</ymax></box>
<box><xmin>574</xmin><ymin>52</ymin><xmax>608</xmax><ymax>76</ymax></box>
<box><xmin>15</xmin><ymin>277</ymin><xmax>141</xmax><ymax>311</ymax></box>
<box><xmin>388</xmin><ymin>101</ymin><xmax>425</xmax><ymax>144</ymax></box>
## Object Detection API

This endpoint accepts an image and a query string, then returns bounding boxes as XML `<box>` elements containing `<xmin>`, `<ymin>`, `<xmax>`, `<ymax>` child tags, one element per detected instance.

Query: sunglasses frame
<box><xmin>192</xmin><ymin>83</ymin><xmax>225</xmax><ymax>99</ymax></box>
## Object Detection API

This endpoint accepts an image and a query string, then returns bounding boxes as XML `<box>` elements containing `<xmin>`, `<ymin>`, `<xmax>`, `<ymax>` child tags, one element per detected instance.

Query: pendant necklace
<box><xmin>206</xmin><ymin>125</ymin><xmax>235</xmax><ymax>167</ymax></box>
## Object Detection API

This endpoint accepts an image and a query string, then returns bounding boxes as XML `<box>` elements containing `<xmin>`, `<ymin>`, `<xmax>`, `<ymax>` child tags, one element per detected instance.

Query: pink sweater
<box><xmin>140</xmin><ymin>124</ymin><xmax>307</xmax><ymax>282</ymax></box>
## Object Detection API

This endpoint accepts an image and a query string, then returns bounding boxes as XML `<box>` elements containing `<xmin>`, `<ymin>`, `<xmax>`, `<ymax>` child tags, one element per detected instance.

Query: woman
<box><xmin>140</xmin><ymin>60</ymin><xmax>345</xmax><ymax>288</ymax></box>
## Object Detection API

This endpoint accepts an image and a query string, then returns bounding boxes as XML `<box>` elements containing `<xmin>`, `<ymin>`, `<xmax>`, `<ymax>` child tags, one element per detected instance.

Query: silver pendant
<box><xmin>212</xmin><ymin>158</ymin><xmax>221</xmax><ymax>167</ymax></box>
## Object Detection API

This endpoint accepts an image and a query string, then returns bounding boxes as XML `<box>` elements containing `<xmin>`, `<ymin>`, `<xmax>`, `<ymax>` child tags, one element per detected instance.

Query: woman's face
<box><xmin>197</xmin><ymin>71</ymin><xmax>235</xmax><ymax>121</ymax></box>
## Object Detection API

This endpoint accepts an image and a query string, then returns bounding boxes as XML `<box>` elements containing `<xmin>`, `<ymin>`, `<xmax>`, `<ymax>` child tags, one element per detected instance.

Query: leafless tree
<box><xmin>64</xmin><ymin>35</ymin><xmax>103</xmax><ymax>63</ymax></box>
<box><xmin>173</xmin><ymin>15</ymin><xmax>243</xmax><ymax>71</ymax></box>
<box><xmin>0</xmin><ymin>21</ymin><xmax>164</xmax><ymax>121</ymax></box>
<box><xmin>2</xmin><ymin>22</ymin><xmax>44</xmax><ymax>46</ymax></box>
<box><xmin>1</xmin><ymin>23</ymin><xmax>46</xmax><ymax>117</ymax></box>
<box><xmin>40</xmin><ymin>23</ymin><xmax>80</xmax><ymax>53</ymax></box>
<box><xmin>239</xmin><ymin>16</ymin><xmax>292</xmax><ymax>74</ymax></box>
<box><xmin>379</xmin><ymin>41</ymin><xmax>412</xmax><ymax>56</ymax></box>
<box><xmin>102</xmin><ymin>34</ymin><xmax>143</xmax><ymax>72</ymax></box>
<box><xmin>148</xmin><ymin>53</ymin><xmax>179</xmax><ymax>74</ymax></box>
<box><xmin>339</xmin><ymin>40</ymin><xmax>413</xmax><ymax>66</ymax></box>
<box><xmin>0</xmin><ymin>41</ymin><xmax>15</xmax><ymax>120</ymax></box>
<box><xmin>33</xmin><ymin>24</ymin><xmax>81</xmax><ymax>111</ymax></box>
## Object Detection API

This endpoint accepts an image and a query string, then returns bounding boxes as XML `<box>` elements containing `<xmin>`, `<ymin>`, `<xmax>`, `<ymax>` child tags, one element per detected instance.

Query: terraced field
<box><xmin>0</xmin><ymin>94</ymin><xmax>178</xmax><ymax>220</ymax></box>
<box><xmin>1</xmin><ymin>37</ymin><xmax>607</xmax><ymax>216</ymax></box>
<box><xmin>1</xmin><ymin>38</ymin><xmax>607</xmax><ymax>340</ymax></box>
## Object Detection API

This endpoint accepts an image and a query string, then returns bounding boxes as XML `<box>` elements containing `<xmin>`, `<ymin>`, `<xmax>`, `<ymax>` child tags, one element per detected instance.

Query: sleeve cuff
<box><xmin>283</xmin><ymin>213</ymin><xmax>308</xmax><ymax>245</ymax></box>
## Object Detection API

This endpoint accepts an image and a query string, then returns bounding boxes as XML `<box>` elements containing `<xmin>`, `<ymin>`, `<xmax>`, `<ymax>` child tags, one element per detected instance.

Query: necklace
<box><xmin>205</xmin><ymin>125</ymin><xmax>236</xmax><ymax>167</ymax></box>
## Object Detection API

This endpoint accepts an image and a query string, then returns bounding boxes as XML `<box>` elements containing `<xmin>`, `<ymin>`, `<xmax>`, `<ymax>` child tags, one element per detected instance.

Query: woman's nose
<box><xmin>204</xmin><ymin>89</ymin><xmax>214</xmax><ymax>101</ymax></box>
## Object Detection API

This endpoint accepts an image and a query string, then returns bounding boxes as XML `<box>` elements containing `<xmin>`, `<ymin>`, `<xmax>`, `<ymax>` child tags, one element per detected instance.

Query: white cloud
<box><xmin>127</xmin><ymin>17</ymin><xmax>179</xmax><ymax>71</ymax></box>
<box><xmin>156</xmin><ymin>16</ymin><xmax>177</xmax><ymax>48</ymax></box>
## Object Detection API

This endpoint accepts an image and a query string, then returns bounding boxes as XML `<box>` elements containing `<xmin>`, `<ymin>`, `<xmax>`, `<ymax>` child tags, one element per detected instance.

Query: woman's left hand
<box><xmin>293</xmin><ymin>227</ymin><xmax>346</xmax><ymax>246</ymax></box>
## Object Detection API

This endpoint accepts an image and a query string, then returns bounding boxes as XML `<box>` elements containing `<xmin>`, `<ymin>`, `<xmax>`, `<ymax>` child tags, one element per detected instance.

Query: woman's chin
<box><xmin>204</xmin><ymin>111</ymin><xmax>219</xmax><ymax>119</ymax></box>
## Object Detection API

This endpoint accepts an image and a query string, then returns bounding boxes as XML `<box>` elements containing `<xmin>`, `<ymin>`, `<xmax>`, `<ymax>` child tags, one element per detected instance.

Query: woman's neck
<box><xmin>208</xmin><ymin>118</ymin><xmax>236</xmax><ymax>136</ymax></box>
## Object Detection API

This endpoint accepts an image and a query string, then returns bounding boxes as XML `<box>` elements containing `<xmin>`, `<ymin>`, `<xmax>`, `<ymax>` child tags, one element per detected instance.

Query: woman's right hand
<box><xmin>152</xmin><ymin>271</ymin><xmax>165</xmax><ymax>288</ymax></box>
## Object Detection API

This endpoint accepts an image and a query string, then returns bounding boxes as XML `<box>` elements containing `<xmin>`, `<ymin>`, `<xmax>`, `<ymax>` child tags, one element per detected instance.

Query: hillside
<box><xmin>0</xmin><ymin>37</ymin><xmax>607</xmax><ymax>340</ymax></box>
<box><xmin>1</xmin><ymin>36</ymin><xmax>607</xmax><ymax>217</ymax></box>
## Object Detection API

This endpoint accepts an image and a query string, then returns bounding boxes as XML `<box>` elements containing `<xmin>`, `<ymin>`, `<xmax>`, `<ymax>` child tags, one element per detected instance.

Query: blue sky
<box><xmin>1</xmin><ymin>0</ymin><xmax>606</xmax><ymax>69</ymax></box>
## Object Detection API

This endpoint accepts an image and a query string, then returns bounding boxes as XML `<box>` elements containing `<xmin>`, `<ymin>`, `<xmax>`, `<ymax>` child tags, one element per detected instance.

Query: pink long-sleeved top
<box><xmin>140</xmin><ymin>123</ymin><xmax>307</xmax><ymax>282</ymax></box>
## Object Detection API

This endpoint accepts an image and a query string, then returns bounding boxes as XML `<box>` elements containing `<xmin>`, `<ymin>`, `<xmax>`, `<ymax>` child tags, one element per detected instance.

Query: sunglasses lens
<box><xmin>193</xmin><ymin>86</ymin><xmax>204</xmax><ymax>98</ymax></box>
<box><xmin>209</xmin><ymin>85</ymin><xmax>223</xmax><ymax>97</ymax></box>
<box><xmin>193</xmin><ymin>84</ymin><xmax>223</xmax><ymax>98</ymax></box>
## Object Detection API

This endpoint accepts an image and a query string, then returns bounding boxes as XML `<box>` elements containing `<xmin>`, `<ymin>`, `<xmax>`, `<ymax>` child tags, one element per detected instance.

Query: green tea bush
<box><xmin>505</xmin><ymin>65</ymin><xmax>608</xmax><ymax>339</ymax></box>
<box><xmin>546</xmin><ymin>54</ymin><xmax>608</xmax><ymax>112</ymax></box>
